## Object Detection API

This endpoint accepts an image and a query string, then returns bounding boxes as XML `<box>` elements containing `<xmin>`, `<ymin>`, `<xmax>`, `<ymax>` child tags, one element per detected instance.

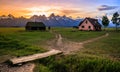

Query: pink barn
<box><xmin>78</xmin><ymin>18</ymin><xmax>101</xmax><ymax>31</ymax></box>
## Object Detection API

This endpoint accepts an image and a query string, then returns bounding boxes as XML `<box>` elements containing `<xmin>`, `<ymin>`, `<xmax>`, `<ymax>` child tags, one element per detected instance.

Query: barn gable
<box><xmin>78</xmin><ymin>18</ymin><xmax>101</xmax><ymax>31</ymax></box>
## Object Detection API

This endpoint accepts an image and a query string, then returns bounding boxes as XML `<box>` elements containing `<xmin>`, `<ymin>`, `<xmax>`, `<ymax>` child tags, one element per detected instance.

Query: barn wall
<box><xmin>79</xmin><ymin>19</ymin><xmax>95</xmax><ymax>31</ymax></box>
<box><xmin>25</xmin><ymin>26</ymin><xmax>31</xmax><ymax>30</ymax></box>
<box><xmin>26</xmin><ymin>27</ymin><xmax>46</xmax><ymax>31</ymax></box>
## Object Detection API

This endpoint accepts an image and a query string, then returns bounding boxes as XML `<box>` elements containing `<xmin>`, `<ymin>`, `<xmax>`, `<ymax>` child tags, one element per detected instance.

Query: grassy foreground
<box><xmin>37</xmin><ymin>55</ymin><xmax>120</xmax><ymax>72</ymax></box>
<box><xmin>0</xmin><ymin>27</ymin><xmax>120</xmax><ymax>72</ymax></box>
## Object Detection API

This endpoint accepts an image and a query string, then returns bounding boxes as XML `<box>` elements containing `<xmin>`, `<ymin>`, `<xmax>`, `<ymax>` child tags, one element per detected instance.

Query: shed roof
<box><xmin>26</xmin><ymin>22</ymin><xmax>46</xmax><ymax>27</ymax></box>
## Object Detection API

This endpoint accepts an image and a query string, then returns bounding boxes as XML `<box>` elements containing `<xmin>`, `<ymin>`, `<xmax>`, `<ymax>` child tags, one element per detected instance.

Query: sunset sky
<box><xmin>0</xmin><ymin>0</ymin><xmax>120</xmax><ymax>18</ymax></box>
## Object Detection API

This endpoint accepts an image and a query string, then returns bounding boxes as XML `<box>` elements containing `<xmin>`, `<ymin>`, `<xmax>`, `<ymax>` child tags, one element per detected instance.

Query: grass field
<box><xmin>0</xmin><ymin>27</ymin><xmax>120</xmax><ymax>72</ymax></box>
<box><xmin>84</xmin><ymin>32</ymin><xmax>120</xmax><ymax>59</ymax></box>
<box><xmin>0</xmin><ymin>28</ymin><xmax>54</xmax><ymax>57</ymax></box>
<box><xmin>38</xmin><ymin>27</ymin><xmax>120</xmax><ymax>72</ymax></box>
<box><xmin>36</xmin><ymin>28</ymin><xmax>120</xmax><ymax>72</ymax></box>
<box><xmin>0</xmin><ymin>28</ymin><xmax>54</xmax><ymax>46</ymax></box>
<box><xmin>52</xmin><ymin>27</ymin><xmax>106</xmax><ymax>42</ymax></box>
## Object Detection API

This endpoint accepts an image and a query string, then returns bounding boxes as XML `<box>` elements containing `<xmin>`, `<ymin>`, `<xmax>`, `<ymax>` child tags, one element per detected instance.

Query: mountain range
<box><xmin>0</xmin><ymin>13</ymin><xmax>118</xmax><ymax>27</ymax></box>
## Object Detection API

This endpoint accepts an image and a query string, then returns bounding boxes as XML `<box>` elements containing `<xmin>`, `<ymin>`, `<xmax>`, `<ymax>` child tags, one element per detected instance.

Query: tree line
<box><xmin>102</xmin><ymin>12</ymin><xmax>120</xmax><ymax>31</ymax></box>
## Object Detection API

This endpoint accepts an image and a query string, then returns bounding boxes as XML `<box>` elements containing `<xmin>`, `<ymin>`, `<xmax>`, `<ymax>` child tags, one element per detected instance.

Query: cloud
<box><xmin>97</xmin><ymin>5</ymin><xmax>118</xmax><ymax>11</ymax></box>
<box><xmin>60</xmin><ymin>9</ymin><xmax>82</xmax><ymax>15</ymax></box>
<box><xmin>46</xmin><ymin>8</ymin><xmax>83</xmax><ymax>16</ymax></box>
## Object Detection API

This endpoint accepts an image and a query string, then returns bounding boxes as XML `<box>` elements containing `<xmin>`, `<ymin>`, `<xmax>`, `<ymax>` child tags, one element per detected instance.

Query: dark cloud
<box><xmin>97</xmin><ymin>5</ymin><xmax>118</xmax><ymax>11</ymax></box>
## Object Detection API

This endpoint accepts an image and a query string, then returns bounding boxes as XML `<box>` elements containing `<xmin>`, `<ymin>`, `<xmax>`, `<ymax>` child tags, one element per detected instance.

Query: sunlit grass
<box><xmin>0</xmin><ymin>27</ymin><xmax>54</xmax><ymax>47</ymax></box>
<box><xmin>0</xmin><ymin>27</ymin><xmax>25</xmax><ymax>33</ymax></box>
<box><xmin>52</xmin><ymin>27</ymin><xmax>106</xmax><ymax>42</ymax></box>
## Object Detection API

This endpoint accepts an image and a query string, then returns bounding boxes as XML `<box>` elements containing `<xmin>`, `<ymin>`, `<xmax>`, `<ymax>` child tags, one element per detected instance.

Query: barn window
<box><xmin>86</xmin><ymin>20</ymin><xmax>87</xmax><ymax>24</ymax></box>
<box><xmin>82</xmin><ymin>26</ymin><xmax>84</xmax><ymax>28</ymax></box>
<box><xmin>95</xmin><ymin>21</ymin><xmax>97</xmax><ymax>23</ymax></box>
<box><xmin>88</xmin><ymin>26</ymin><xmax>91</xmax><ymax>28</ymax></box>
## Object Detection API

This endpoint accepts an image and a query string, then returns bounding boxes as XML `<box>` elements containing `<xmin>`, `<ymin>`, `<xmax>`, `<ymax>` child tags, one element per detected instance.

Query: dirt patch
<box><xmin>0</xmin><ymin>62</ymin><xmax>35</xmax><ymax>72</ymax></box>
<box><xmin>46</xmin><ymin>34</ymin><xmax>83</xmax><ymax>54</ymax></box>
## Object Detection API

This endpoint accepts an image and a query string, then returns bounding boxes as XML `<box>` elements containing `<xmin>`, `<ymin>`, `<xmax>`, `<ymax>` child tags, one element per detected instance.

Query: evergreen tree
<box><xmin>102</xmin><ymin>16</ymin><xmax>109</xmax><ymax>30</ymax></box>
<box><xmin>111</xmin><ymin>12</ymin><xmax>120</xmax><ymax>31</ymax></box>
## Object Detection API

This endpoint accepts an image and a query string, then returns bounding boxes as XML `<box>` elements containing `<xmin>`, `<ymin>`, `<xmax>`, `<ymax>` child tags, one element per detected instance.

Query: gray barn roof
<box><xmin>26</xmin><ymin>22</ymin><xmax>46</xmax><ymax>27</ymax></box>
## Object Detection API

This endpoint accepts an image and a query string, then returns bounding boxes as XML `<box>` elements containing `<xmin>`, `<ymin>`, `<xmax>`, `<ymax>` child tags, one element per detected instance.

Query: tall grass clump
<box><xmin>38</xmin><ymin>55</ymin><xmax>120</xmax><ymax>72</ymax></box>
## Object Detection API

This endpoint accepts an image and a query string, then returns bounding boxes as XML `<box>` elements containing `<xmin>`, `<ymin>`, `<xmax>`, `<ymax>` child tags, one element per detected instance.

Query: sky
<box><xmin>0</xmin><ymin>0</ymin><xmax>120</xmax><ymax>18</ymax></box>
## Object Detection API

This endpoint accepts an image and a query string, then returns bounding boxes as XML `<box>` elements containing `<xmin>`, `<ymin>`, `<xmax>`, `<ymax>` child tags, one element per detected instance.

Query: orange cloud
<box><xmin>0</xmin><ymin>3</ymin><xmax>96</xmax><ymax>18</ymax></box>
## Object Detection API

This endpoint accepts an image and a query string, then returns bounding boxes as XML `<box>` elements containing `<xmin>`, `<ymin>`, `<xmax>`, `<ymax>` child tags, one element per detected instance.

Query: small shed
<box><xmin>25</xmin><ymin>22</ymin><xmax>46</xmax><ymax>31</ymax></box>
<box><xmin>78</xmin><ymin>18</ymin><xmax>101</xmax><ymax>31</ymax></box>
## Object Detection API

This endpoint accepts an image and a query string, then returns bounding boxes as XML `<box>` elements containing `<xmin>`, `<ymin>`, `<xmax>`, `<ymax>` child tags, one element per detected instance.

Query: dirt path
<box><xmin>47</xmin><ymin>33</ymin><xmax>109</xmax><ymax>54</ymax></box>
<box><xmin>56</xmin><ymin>34</ymin><xmax>63</xmax><ymax>47</ymax></box>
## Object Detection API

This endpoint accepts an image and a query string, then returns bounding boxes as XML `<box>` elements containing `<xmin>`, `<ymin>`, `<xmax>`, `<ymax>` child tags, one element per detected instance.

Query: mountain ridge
<box><xmin>0</xmin><ymin>14</ymin><xmax>119</xmax><ymax>27</ymax></box>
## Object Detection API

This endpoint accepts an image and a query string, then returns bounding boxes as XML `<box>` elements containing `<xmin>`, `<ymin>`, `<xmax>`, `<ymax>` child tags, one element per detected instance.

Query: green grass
<box><xmin>0</xmin><ymin>27</ymin><xmax>54</xmax><ymax>57</ymax></box>
<box><xmin>52</xmin><ymin>27</ymin><xmax>106</xmax><ymax>42</ymax></box>
<box><xmin>83</xmin><ymin>32</ymin><xmax>120</xmax><ymax>59</ymax></box>
<box><xmin>0</xmin><ymin>28</ymin><xmax>54</xmax><ymax>46</ymax></box>
<box><xmin>0</xmin><ymin>27</ymin><xmax>120</xmax><ymax>72</ymax></box>
<box><xmin>35</xmin><ymin>28</ymin><xmax>120</xmax><ymax>72</ymax></box>
<box><xmin>36</xmin><ymin>54</ymin><xmax>120</xmax><ymax>72</ymax></box>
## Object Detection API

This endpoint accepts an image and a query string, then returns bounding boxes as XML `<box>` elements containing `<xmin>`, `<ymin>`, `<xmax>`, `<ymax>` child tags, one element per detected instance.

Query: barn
<box><xmin>25</xmin><ymin>22</ymin><xmax>46</xmax><ymax>31</ymax></box>
<box><xmin>78</xmin><ymin>18</ymin><xmax>101</xmax><ymax>31</ymax></box>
